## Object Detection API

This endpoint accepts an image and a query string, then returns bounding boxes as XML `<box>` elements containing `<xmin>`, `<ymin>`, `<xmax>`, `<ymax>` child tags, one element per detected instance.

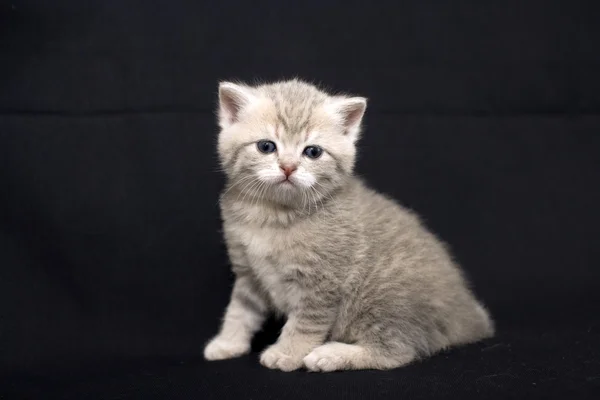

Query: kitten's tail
<box><xmin>474</xmin><ymin>303</ymin><xmax>495</xmax><ymax>338</ymax></box>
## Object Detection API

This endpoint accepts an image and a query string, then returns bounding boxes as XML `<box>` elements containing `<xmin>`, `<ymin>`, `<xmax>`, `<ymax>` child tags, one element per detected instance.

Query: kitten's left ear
<box><xmin>329</xmin><ymin>97</ymin><xmax>367</xmax><ymax>141</ymax></box>
<box><xmin>218</xmin><ymin>82</ymin><xmax>255</xmax><ymax>129</ymax></box>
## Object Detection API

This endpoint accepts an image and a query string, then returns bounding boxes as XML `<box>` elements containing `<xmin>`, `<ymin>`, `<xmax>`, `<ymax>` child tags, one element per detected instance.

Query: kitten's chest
<box><xmin>243</xmin><ymin>226</ymin><xmax>290</xmax><ymax>263</ymax></box>
<box><xmin>236</xmin><ymin>225</ymin><xmax>304</xmax><ymax>313</ymax></box>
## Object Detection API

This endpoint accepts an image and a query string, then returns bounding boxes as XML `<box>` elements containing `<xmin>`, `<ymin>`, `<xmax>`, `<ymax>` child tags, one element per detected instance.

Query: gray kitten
<box><xmin>204</xmin><ymin>79</ymin><xmax>494</xmax><ymax>372</ymax></box>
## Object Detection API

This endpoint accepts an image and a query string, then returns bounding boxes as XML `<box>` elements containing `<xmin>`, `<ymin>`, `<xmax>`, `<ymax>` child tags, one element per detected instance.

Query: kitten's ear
<box><xmin>329</xmin><ymin>97</ymin><xmax>367</xmax><ymax>141</ymax></box>
<box><xmin>218</xmin><ymin>82</ymin><xmax>255</xmax><ymax>129</ymax></box>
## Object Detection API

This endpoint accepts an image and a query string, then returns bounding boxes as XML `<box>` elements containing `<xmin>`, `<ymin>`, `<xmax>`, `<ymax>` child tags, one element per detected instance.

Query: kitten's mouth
<box><xmin>278</xmin><ymin>178</ymin><xmax>295</xmax><ymax>187</ymax></box>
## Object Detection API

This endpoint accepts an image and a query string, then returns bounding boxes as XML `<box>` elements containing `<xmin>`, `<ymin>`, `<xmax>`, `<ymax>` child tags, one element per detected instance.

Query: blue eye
<box><xmin>303</xmin><ymin>145</ymin><xmax>323</xmax><ymax>159</ymax></box>
<box><xmin>257</xmin><ymin>140</ymin><xmax>277</xmax><ymax>154</ymax></box>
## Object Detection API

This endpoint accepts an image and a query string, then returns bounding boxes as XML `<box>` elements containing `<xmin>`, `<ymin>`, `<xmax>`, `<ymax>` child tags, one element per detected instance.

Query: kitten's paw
<box><xmin>260</xmin><ymin>345</ymin><xmax>304</xmax><ymax>372</ymax></box>
<box><xmin>303</xmin><ymin>342</ymin><xmax>350</xmax><ymax>372</ymax></box>
<box><xmin>204</xmin><ymin>336</ymin><xmax>250</xmax><ymax>361</ymax></box>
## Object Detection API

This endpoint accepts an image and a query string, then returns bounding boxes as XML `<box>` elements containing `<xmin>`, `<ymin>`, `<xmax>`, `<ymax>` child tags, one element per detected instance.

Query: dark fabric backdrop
<box><xmin>1</xmin><ymin>1</ymin><xmax>599</xmax><ymax>399</ymax></box>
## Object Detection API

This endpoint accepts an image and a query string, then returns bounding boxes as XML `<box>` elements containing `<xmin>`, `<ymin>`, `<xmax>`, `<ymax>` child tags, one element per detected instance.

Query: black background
<box><xmin>1</xmin><ymin>1</ymin><xmax>599</xmax><ymax>399</ymax></box>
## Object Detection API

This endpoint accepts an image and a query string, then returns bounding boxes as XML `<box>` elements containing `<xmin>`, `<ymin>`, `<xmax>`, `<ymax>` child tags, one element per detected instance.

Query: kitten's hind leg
<box><xmin>303</xmin><ymin>341</ymin><xmax>416</xmax><ymax>372</ymax></box>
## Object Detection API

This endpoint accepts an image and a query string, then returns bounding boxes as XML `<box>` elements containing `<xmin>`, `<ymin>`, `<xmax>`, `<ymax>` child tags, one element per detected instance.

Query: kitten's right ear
<box><xmin>327</xmin><ymin>96</ymin><xmax>367</xmax><ymax>142</ymax></box>
<box><xmin>218</xmin><ymin>82</ymin><xmax>254</xmax><ymax>129</ymax></box>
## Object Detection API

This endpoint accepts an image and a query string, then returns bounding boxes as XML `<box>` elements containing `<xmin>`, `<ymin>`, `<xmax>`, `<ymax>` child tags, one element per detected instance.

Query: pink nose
<box><xmin>280</xmin><ymin>164</ymin><xmax>297</xmax><ymax>178</ymax></box>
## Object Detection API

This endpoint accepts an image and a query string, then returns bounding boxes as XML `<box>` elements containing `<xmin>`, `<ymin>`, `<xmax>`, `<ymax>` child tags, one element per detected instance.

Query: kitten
<box><xmin>204</xmin><ymin>79</ymin><xmax>494</xmax><ymax>372</ymax></box>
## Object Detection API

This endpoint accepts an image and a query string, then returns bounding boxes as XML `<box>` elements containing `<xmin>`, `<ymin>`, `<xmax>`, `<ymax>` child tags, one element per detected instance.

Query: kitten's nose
<box><xmin>280</xmin><ymin>164</ymin><xmax>297</xmax><ymax>178</ymax></box>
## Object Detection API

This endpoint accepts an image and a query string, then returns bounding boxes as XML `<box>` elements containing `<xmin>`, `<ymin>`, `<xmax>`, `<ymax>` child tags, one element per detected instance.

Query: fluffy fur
<box><xmin>204</xmin><ymin>79</ymin><xmax>494</xmax><ymax>372</ymax></box>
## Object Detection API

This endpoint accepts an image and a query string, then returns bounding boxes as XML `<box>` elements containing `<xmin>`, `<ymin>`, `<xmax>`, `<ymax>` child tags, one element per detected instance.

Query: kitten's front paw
<box><xmin>260</xmin><ymin>345</ymin><xmax>304</xmax><ymax>372</ymax></box>
<box><xmin>204</xmin><ymin>336</ymin><xmax>250</xmax><ymax>361</ymax></box>
<box><xmin>303</xmin><ymin>343</ymin><xmax>349</xmax><ymax>372</ymax></box>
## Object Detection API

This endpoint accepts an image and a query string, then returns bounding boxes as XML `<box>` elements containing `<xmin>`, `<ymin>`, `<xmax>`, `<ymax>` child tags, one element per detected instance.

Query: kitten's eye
<box><xmin>257</xmin><ymin>140</ymin><xmax>277</xmax><ymax>154</ymax></box>
<box><xmin>303</xmin><ymin>145</ymin><xmax>323</xmax><ymax>159</ymax></box>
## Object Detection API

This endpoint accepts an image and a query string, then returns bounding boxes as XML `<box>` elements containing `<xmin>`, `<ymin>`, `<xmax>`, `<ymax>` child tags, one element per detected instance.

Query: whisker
<box><xmin>300</xmin><ymin>189</ymin><xmax>309</xmax><ymax>216</ymax></box>
<box><xmin>235</xmin><ymin>177</ymin><xmax>258</xmax><ymax>201</ymax></box>
<box><xmin>310</xmin><ymin>186</ymin><xmax>322</xmax><ymax>224</ymax></box>
<box><xmin>313</xmin><ymin>186</ymin><xmax>325</xmax><ymax>217</ymax></box>
<box><xmin>253</xmin><ymin>180</ymin><xmax>268</xmax><ymax>209</ymax></box>
<box><xmin>219</xmin><ymin>175</ymin><xmax>255</xmax><ymax>203</ymax></box>
<box><xmin>314</xmin><ymin>181</ymin><xmax>340</xmax><ymax>213</ymax></box>
<box><xmin>238</xmin><ymin>178</ymin><xmax>262</xmax><ymax>205</ymax></box>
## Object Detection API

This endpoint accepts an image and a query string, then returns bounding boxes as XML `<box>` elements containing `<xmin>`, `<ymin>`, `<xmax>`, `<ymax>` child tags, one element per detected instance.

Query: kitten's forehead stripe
<box><xmin>304</xmin><ymin>129</ymin><xmax>312</xmax><ymax>142</ymax></box>
<box><xmin>277</xmin><ymin>112</ymin><xmax>289</xmax><ymax>133</ymax></box>
<box><xmin>264</xmin><ymin>80</ymin><xmax>324</xmax><ymax>137</ymax></box>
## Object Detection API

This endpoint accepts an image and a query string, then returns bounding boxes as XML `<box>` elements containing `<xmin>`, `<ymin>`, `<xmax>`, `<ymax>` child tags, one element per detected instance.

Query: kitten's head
<box><xmin>217</xmin><ymin>79</ymin><xmax>366</xmax><ymax>207</ymax></box>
